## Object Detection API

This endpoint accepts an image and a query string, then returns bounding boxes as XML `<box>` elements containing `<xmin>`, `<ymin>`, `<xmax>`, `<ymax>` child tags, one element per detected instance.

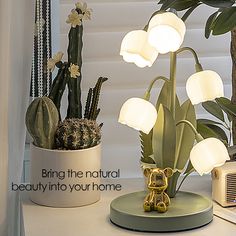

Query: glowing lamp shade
<box><xmin>118</xmin><ymin>98</ymin><xmax>157</xmax><ymax>134</ymax></box>
<box><xmin>186</xmin><ymin>70</ymin><xmax>224</xmax><ymax>105</ymax></box>
<box><xmin>120</xmin><ymin>30</ymin><xmax>158</xmax><ymax>68</ymax></box>
<box><xmin>147</xmin><ymin>12</ymin><xmax>186</xmax><ymax>54</ymax></box>
<box><xmin>190</xmin><ymin>138</ymin><xmax>230</xmax><ymax>176</ymax></box>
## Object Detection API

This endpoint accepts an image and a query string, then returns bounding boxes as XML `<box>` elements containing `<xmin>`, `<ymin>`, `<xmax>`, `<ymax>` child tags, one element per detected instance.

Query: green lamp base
<box><xmin>110</xmin><ymin>191</ymin><xmax>213</xmax><ymax>232</ymax></box>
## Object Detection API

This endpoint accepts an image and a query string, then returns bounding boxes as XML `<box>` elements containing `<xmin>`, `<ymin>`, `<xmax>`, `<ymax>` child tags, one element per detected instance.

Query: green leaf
<box><xmin>160</xmin><ymin>0</ymin><xmax>199</xmax><ymax>11</ymax></box>
<box><xmin>202</xmin><ymin>101</ymin><xmax>225</xmax><ymax>122</ymax></box>
<box><xmin>152</xmin><ymin>104</ymin><xmax>176</xmax><ymax>169</ymax></box>
<box><xmin>197</xmin><ymin>122</ymin><xmax>228</xmax><ymax>144</ymax></box>
<box><xmin>170</xmin><ymin>0</ymin><xmax>200</xmax><ymax>11</ymax></box>
<box><xmin>160</xmin><ymin>0</ymin><xmax>177</xmax><ymax>10</ymax></box>
<box><xmin>140</xmin><ymin>131</ymin><xmax>155</xmax><ymax>164</ymax></box>
<box><xmin>184</xmin><ymin>161</ymin><xmax>195</xmax><ymax>175</ymax></box>
<box><xmin>205</xmin><ymin>11</ymin><xmax>219</xmax><ymax>38</ymax></box>
<box><xmin>156</xmin><ymin>81</ymin><xmax>181</xmax><ymax>118</ymax></box>
<box><xmin>181</xmin><ymin>3</ymin><xmax>201</xmax><ymax>22</ymax></box>
<box><xmin>175</xmin><ymin>100</ymin><xmax>196</xmax><ymax>170</ymax></box>
<box><xmin>216</xmin><ymin>97</ymin><xmax>236</xmax><ymax>117</ymax></box>
<box><xmin>197</xmin><ymin>122</ymin><xmax>221</xmax><ymax>139</ymax></box>
<box><xmin>197</xmin><ymin>118</ymin><xmax>224</xmax><ymax>127</ymax></box>
<box><xmin>201</xmin><ymin>0</ymin><xmax>234</xmax><ymax>8</ymax></box>
<box><xmin>207</xmin><ymin>124</ymin><xmax>228</xmax><ymax>144</ymax></box>
<box><xmin>212</xmin><ymin>7</ymin><xmax>236</xmax><ymax>35</ymax></box>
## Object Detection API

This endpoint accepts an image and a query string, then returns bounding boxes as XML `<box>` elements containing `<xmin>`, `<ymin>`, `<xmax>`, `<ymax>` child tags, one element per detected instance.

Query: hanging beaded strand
<box><xmin>31</xmin><ymin>0</ymin><xmax>52</xmax><ymax>98</ymax></box>
<box><xmin>46</xmin><ymin>0</ymin><xmax>51</xmax><ymax>96</ymax></box>
<box><xmin>36</xmin><ymin>0</ymin><xmax>42</xmax><ymax>97</ymax></box>
<box><xmin>31</xmin><ymin>1</ymin><xmax>36</xmax><ymax>100</ymax></box>
<box><xmin>38</xmin><ymin>0</ymin><xmax>44</xmax><ymax>97</ymax></box>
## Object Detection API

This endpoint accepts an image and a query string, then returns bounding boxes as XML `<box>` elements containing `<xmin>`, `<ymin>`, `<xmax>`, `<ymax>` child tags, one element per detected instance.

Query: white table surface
<box><xmin>21</xmin><ymin>175</ymin><xmax>236</xmax><ymax>236</ymax></box>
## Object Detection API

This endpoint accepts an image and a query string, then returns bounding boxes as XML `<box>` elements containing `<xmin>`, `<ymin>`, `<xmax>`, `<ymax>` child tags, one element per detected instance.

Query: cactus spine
<box><xmin>26</xmin><ymin>97</ymin><xmax>59</xmax><ymax>149</ymax></box>
<box><xmin>55</xmin><ymin>118</ymin><xmax>101</xmax><ymax>150</ymax></box>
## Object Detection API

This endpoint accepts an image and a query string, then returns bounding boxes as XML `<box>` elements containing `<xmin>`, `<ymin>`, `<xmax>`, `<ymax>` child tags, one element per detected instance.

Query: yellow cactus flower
<box><xmin>47</xmin><ymin>52</ymin><xmax>64</xmax><ymax>71</ymax></box>
<box><xmin>75</xmin><ymin>2</ymin><xmax>92</xmax><ymax>20</ymax></box>
<box><xmin>66</xmin><ymin>9</ymin><xmax>83</xmax><ymax>28</ymax></box>
<box><xmin>53</xmin><ymin>51</ymin><xmax>64</xmax><ymax>62</ymax></box>
<box><xmin>69</xmin><ymin>64</ymin><xmax>80</xmax><ymax>78</ymax></box>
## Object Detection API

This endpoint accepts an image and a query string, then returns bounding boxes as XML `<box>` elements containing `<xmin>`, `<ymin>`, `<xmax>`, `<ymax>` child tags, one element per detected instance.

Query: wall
<box><xmin>59</xmin><ymin>0</ymin><xmax>232</xmax><ymax>178</ymax></box>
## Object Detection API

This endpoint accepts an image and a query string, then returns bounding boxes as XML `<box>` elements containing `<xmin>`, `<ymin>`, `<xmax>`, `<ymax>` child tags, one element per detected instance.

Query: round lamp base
<box><xmin>110</xmin><ymin>191</ymin><xmax>213</xmax><ymax>232</ymax></box>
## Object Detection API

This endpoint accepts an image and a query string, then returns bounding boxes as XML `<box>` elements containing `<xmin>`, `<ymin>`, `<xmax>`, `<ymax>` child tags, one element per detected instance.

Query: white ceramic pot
<box><xmin>30</xmin><ymin>143</ymin><xmax>101</xmax><ymax>207</ymax></box>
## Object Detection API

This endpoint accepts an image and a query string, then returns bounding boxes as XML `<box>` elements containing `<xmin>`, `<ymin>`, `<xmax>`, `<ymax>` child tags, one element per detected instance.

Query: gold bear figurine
<box><xmin>143</xmin><ymin>167</ymin><xmax>173</xmax><ymax>213</ymax></box>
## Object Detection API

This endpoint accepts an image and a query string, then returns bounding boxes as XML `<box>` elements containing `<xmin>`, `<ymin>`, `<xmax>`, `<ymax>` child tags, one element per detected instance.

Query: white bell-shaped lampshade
<box><xmin>120</xmin><ymin>30</ymin><xmax>158</xmax><ymax>68</ymax></box>
<box><xmin>118</xmin><ymin>98</ymin><xmax>157</xmax><ymax>134</ymax></box>
<box><xmin>147</xmin><ymin>12</ymin><xmax>186</xmax><ymax>54</ymax></box>
<box><xmin>186</xmin><ymin>70</ymin><xmax>224</xmax><ymax>105</ymax></box>
<box><xmin>190</xmin><ymin>138</ymin><xmax>230</xmax><ymax>176</ymax></box>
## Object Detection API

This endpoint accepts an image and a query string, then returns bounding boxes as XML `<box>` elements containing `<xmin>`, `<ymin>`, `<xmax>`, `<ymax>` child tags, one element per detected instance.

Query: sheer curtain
<box><xmin>0</xmin><ymin>1</ymin><xmax>34</xmax><ymax>236</ymax></box>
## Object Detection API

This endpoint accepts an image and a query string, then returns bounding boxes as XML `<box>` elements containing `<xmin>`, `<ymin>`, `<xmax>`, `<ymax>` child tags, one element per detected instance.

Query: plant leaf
<box><xmin>175</xmin><ymin>100</ymin><xmax>196</xmax><ymax>170</ymax></box>
<box><xmin>140</xmin><ymin>131</ymin><xmax>155</xmax><ymax>164</ymax></box>
<box><xmin>197</xmin><ymin>122</ymin><xmax>221</xmax><ymax>139</ymax></box>
<box><xmin>184</xmin><ymin>161</ymin><xmax>195</xmax><ymax>175</ymax></box>
<box><xmin>216</xmin><ymin>97</ymin><xmax>236</xmax><ymax>117</ymax></box>
<box><xmin>182</xmin><ymin>3</ymin><xmax>201</xmax><ymax>22</ymax></box>
<box><xmin>212</xmin><ymin>7</ymin><xmax>236</xmax><ymax>35</ymax></box>
<box><xmin>160</xmin><ymin>0</ymin><xmax>200</xmax><ymax>11</ymax></box>
<box><xmin>170</xmin><ymin>0</ymin><xmax>200</xmax><ymax>11</ymax></box>
<box><xmin>205</xmin><ymin>11</ymin><xmax>219</xmax><ymax>38</ymax></box>
<box><xmin>152</xmin><ymin>104</ymin><xmax>176</xmax><ymax>169</ymax></box>
<box><xmin>160</xmin><ymin>0</ymin><xmax>177</xmax><ymax>10</ymax></box>
<box><xmin>197</xmin><ymin>122</ymin><xmax>228</xmax><ymax>145</ymax></box>
<box><xmin>156</xmin><ymin>81</ymin><xmax>181</xmax><ymax>118</ymax></box>
<box><xmin>201</xmin><ymin>0</ymin><xmax>234</xmax><ymax>8</ymax></box>
<box><xmin>202</xmin><ymin>101</ymin><xmax>225</xmax><ymax>122</ymax></box>
<box><xmin>207</xmin><ymin>124</ymin><xmax>228</xmax><ymax>144</ymax></box>
<box><xmin>197</xmin><ymin>118</ymin><xmax>224</xmax><ymax>127</ymax></box>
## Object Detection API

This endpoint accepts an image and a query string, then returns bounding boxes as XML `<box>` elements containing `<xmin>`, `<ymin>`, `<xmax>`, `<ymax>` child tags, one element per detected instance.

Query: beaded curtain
<box><xmin>31</xmin><ymin>0</ymin><xmax>52</xmax><ymax>98</ymax></box>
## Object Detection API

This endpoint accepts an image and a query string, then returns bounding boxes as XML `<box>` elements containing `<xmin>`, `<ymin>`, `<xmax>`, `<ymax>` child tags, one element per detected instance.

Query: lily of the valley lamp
<box><xmin>110</xmin><ymin>11</ymin><xmax>229</xmax><ymax>232</ymax></box>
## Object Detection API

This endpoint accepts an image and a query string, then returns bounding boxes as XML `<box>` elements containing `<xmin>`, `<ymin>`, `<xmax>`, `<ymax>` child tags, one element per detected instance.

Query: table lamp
<box><xmin>110</xmin><ymin>11</ymin><xmax>230</xmax><ymax>232</ymax></box>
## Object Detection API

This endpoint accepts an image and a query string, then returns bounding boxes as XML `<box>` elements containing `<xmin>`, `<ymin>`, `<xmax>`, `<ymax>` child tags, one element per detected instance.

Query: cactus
<box><xmin>55</xmin><ymin>118</ymin><xmax>101</xmax><ymax>150</ymax></box>
<box><xmin>48</xmin><ymin>63</ymin><xmax>68</xmax><ymax>120</ymax></box>
<box><xmin>26</xmin><ymin>2</ymin><xmax>107</xmax><ymax>151</ymax></box>
<box><xmin>48</xmin><ymin>4</ymin><xmax>86</xmax><ymax>119</ymax></box>
<box><xmin>66</xmin><ymin>7</ymin><xmax>83</xmax><ymax>119</ymax></box>
<box><xmin>84</xmin><ymin>77</ymin><xmax>108</xmax><ymax>120</ymax></box>
<box><xmin>48</xmin><ymin>3</ymin><xmax>108</xmax><ymax>121</ymax></box>
<box><xmin>25</xmin><ymin>97</ymin><xmax>59</xmax><ymax>149</ymax></box>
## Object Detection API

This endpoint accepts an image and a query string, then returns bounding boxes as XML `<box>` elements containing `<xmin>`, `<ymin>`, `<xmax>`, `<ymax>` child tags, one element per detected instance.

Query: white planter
<box><xmin>30</xmin><ymin>143</ymin><xmax>101</xmax><ymax>207</ymax></box>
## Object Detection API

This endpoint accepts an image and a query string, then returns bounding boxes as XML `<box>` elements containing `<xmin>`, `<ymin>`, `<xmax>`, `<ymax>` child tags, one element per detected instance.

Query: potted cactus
<box><xmin>25</xmin><ymin>2</ymin><xmax>108</xmax><ymax>207</ymax></box>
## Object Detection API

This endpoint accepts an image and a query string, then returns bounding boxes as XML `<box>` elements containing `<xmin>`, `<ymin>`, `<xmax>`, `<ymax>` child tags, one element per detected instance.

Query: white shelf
<box><xmin>20</xmin><ymin>175</ymin><xmax>236</xmax><ymax>236</ymax></box>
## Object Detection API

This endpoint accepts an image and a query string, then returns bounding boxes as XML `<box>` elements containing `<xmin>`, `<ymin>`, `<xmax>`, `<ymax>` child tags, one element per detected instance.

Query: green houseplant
<box><xmin>25</xmin><ymin>2</ymin><xmax>108</xmax><ymax>207</ymax></box>
<box><xmin>197</xmin><ymin>97</ymin><xmax>236</xmax><ymax>160</ymax></box>
<box><xmin>157</xmin><ymin>0</ymin><xmax>236</xmax><ymax>144</ymax></box>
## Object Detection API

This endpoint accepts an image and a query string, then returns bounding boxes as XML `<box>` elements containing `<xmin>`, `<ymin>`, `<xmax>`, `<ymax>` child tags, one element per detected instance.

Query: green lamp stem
<box><xmin>176</xmin><ymin>47</ymin><xmax>203</xmax><ymax>72</ymax></box>
<box><xmin>176</xmin><ymin>119</ymin><xmax>204</xmax><ymax>142</ymax></box>
<box><xmin>143</xmin><ymin>76</ymin><xmax>169</xmax><ymax>100</ymax></box>
<box><xmin>170</xmin><ymin>52</ymin><xmax>177</xmax><ymax>119</ymax></box>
